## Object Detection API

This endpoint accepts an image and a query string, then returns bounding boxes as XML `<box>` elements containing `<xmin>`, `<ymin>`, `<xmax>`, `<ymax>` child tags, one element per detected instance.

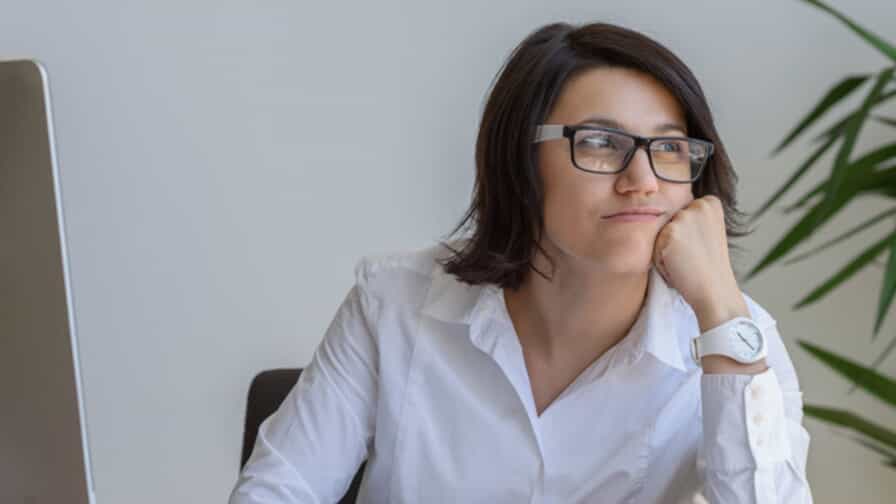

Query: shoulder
<box><xmin>351</xmin><ymin>237</ymin><xmax>466</xmax><ymax>301</ymax></box>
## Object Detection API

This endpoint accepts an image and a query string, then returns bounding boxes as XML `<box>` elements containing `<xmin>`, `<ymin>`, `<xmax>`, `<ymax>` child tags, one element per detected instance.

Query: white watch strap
<box><xmin>692</xmin><ymin>316</ymin><xmax>760</xmax><ymax>364</ymax></box>
<box><xmin>696</xmin><ymin>325</ymin><xmax>734</xmax><ymax>358</ymax></box>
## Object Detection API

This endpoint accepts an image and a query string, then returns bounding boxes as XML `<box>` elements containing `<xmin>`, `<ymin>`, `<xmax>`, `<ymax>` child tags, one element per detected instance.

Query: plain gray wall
<box><xmin>2</xmin><ymin>1</ymin><xmax>896</xmax><ymax>503</ymax></box>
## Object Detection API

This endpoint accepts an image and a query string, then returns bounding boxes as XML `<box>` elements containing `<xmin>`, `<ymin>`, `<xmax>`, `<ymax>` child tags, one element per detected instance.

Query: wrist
<box><xmin>701</xmin><ymin>355</ymin><xmax>768</xmax><ymax>375</ymax></box>
<box><xmin>694</xmin><ymin>291</ymin><xmax>751</xmax><ymax>334</ymax></box>
<box><xmin>694</xmin><ymin>292</ymin><xmax>767</xmax><ymax>375</ymax></box>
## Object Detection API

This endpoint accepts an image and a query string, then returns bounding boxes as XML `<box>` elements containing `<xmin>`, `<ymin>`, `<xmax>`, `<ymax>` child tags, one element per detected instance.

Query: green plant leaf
<box><xmin>746</xmin><ymin>191</ymin><xmax>855</xmax><ymax>280</ymax></box>
<box><xmin>794</xmin><ymin>231</ymin><xmax>894</xmax><ymax>308</ymax></box>
<box><xmin>874</xmin><ymin>115</ymin><xmax>896</xmax><ymax>129</ymax></box>
<box><xmin>802</xmin><ymin>0</ymin><xmax>896</xmax><ymax>62</ymax></box>
<box><xmin>770</xmin><ymin>74</ymin><xmax>870</xmax><ymax>155</ymax></box>
<box><xmin>798</xmin><ymin>340</ymin><xmax>896</xmax><ymax>407</ymax></box>
<box><xmin>871</xmin><ymin>186</ymin><xmax>896</xmax><ymax>199</ymax></box>
<box><xmin>853</xmin><ymin>144</ymin><xmax>896</xmax><ymax>177</ymax></box>
<box><xmin>751</xmin><ymin>161</ymin><xmax>896</xmax><ymax>281</ymax></box>
<box><xmin>858</xmin><ymin>164</ymin><xmax>896</xmax><ymax>193</ymax></box>
<box><xmin>812</xmin><ymin>89</ymin><xmax>896</xmax><ymax>143</ymax></box>
<box><xmin>868</xmin><ymin>332</ymin><xmax>896</xmax><ymax>376</ymax></box>
<box><xmin>772</xmin><ymin>91</ymin><xmax>896</xmax><ymax>219</ymax></box>
<box><xmin>781</xmin><ymin>207</ymin><xmax>896</xmax><ymax>266</ymax></box>
<box><xmin>803</xmin><ymin>405</ymin><xmax>896</xmax><ymax>451</ymax></box>
<box><xmin>815</xmin><ymin>68</ymin><xmax>895</xmax><ymax>231</ymax></box>
<box><xmin>750</xmin><ymin>135</ymin><xmax>838</xmax><ymax>223</ymax></box>
<box><xmin>849</xmin><ymin>435</ymin><xmax>896</xmax><ymax>467</ymax></box>
<box><xmin>784</xmin><ymin>142</ymin><xmax>896</xmax><ymax>214</ymax></box>
<box><xmin>876</xmin><ymin>233</ymin><xmax>896</xmax><ymax>337</ymax></box>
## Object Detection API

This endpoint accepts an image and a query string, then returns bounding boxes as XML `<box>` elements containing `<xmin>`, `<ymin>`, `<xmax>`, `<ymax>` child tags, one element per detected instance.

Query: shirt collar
<box><xmin>420</xmin><ymin>262</ymin><xmax>692</xmax><ymax>373</ymax></box>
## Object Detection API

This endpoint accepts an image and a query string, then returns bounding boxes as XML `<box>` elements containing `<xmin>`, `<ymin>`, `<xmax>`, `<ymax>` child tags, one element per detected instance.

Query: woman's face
<box><xmin>536</xmin><ymin>66</ymin><xmax>695</xmax><ymax>275</ymax></box>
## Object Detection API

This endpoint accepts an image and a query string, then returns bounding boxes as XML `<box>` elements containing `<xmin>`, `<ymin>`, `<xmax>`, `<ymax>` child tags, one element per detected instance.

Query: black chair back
<box><xmin>240</xmin><ymin>368</ymin><xmax>366</xmax><ymax>504</ymax></box>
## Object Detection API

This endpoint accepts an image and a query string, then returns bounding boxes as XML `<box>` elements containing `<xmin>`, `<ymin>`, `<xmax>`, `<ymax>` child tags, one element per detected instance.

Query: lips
<box><xmin>604</xmin><ymin>212</ymin><xmax>662</xmax><ymax>218</ymax></box>
<box><xmin>603</xmin><ymin>213</ymin><xmax>660</xmax><ymax>222</ymax></box>
<box><xmin>602</xmin><ymin>208</ymin><xmax>664</xmax><ymax>218</ymax></box>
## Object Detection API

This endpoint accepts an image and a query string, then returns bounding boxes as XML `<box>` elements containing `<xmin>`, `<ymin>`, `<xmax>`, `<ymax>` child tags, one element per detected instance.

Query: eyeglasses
<box><xmin>533</xmin><ymin>124</ymin><xmax>714</xmax><ymax>183</ymax></box>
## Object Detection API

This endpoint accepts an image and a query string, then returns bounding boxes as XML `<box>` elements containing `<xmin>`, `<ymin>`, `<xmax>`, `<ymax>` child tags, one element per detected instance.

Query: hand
<box><xmin>652</xmin><ymin>195</ymin><xmax>767</xmax><ymax>374</ymax></box>
<box><xmin>651</xmin><ymin>195</ymin><xmax>739</xmax><ymax>316</ymax></box>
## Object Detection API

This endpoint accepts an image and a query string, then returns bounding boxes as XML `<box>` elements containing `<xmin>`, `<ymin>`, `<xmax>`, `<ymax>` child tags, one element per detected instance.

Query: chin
<box><xmin>549</xmin><ymin>234</ymin><xmax>654</xmax><ymax>273</ymax></box>
<box><xmin>576</xmin><ymin>251</ymin><xmax>651</xmax><ymax>275</ymax></box>
<box><xmin>600</xmin><ymin>249</ymin><xmax>654</xmax><ymax>274</ymax></box>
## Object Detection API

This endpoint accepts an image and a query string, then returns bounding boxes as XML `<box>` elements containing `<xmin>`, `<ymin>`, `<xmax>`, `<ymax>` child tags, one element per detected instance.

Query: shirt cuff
<box><xmin>701</xmin><ymin>366</ymin><xmax>792</xmax><ymax>472</ymax></box>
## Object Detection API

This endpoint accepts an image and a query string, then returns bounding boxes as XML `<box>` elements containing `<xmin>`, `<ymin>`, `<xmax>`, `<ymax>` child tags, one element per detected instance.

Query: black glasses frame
<box><xmin>534</xmin><ymin>124</ymin><xmax>715</xmax><ymax>184</ymax></box>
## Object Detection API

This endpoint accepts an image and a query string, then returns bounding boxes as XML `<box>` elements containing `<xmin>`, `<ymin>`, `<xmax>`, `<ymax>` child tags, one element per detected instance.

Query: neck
<box><xmin>503</xmin><ymin>242</ymin><xmax>650</xmax><ymax>363</ymax></box>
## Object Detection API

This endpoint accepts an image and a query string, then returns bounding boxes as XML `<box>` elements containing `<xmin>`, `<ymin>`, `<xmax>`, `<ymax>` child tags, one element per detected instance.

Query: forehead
<box><xmin>547</xmin><ymin>66</ymin><xmax>687</xmax><ymax>135</ymax></box>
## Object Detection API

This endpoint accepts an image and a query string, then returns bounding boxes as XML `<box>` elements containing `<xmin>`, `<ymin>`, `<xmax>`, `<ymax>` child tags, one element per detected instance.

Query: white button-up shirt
<box><xmin>230</xmin><ymin>240</ymin><xmax>813</xmax><ymax>503</ymax></box>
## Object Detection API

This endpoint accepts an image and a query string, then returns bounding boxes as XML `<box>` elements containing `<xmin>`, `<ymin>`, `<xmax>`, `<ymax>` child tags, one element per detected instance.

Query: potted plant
<box><xmin>746</xmin><ymin>0</ymin><xmax>896</xmax><ymax>467</ymax></box>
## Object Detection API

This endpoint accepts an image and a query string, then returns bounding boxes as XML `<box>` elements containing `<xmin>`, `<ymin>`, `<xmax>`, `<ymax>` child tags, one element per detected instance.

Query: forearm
<box><xmin>695</xmin><ymin>292</ymin><xmax>813</xmax><ymax>503</ymax></box>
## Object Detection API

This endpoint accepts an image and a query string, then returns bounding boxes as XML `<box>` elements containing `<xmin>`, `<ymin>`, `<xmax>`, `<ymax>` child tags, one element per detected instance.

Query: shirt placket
<box><xmin>469</xmin><ymin>312</ymin><xmax>547</xmax><ymax>502</ymax></box>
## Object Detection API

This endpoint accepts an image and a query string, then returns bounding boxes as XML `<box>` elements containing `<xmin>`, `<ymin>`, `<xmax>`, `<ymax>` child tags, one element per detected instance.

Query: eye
<box><xmin>656</xmin><ymin>141</ymin><xmax>682</xmax><ymax>152</ymax></box>
<box><xmin>577</xmin><ymin>133</ymin><xmax>619</xmax><ymax>150</ymax></box>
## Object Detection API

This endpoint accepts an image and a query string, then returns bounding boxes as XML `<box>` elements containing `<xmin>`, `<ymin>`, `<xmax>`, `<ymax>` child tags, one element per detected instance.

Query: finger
<box><xmin>658</xmin><ymin>256</ymin><xmax>670</xmax><ymax>284</ymax></box>
<box><xmin>652</xmin><ymin>243</ymin><xmax>668</xmax><ymax>283</ymax></box>
<box><xmin>652</xmin><ymin>243</ymin><xmax>664</xmax><ymax>277</ymax></box>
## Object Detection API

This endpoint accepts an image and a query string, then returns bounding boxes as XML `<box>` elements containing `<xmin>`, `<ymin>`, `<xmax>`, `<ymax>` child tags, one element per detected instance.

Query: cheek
<box><xmin>541</xmin><ymin>161</ymin><xmax>607</xmax><ymax>220</ymax></box>
<box><xmin>662</xmin><ymin>185</ymin><xmax>694</xmax><ymax>215</ymax></box>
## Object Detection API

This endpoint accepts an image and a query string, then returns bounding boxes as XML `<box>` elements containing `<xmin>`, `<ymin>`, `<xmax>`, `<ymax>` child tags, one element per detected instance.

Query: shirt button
<box><xmin>750</xmin><ymin>384</ymin><xmax>762</xmax><ymax>400</ymax></box>
<box><xmin>756</xmin><ymin>436</ymin><xmax>764</xmax><ymax>446</ymax></box>
<box><xmin>752</xmin><ymin>412</ymin><xmax>764</xmax><ymax>425</ymax></box>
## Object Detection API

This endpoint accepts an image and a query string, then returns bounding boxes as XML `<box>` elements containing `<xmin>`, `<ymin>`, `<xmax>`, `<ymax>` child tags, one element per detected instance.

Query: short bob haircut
<box><xmin>437</xmin><ymin>21</ymin><xmax>753</xmax><ymax>290</ymax></box>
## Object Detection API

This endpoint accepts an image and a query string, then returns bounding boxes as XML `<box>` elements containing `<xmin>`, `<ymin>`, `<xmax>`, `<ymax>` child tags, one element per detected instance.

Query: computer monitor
<box><xmin>0</xmin><ymin>59</ymin><xmax>96</xmax><ymax>504</ymax></box>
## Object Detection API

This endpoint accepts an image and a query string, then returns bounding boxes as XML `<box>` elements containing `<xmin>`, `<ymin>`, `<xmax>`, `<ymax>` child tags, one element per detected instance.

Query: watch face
<box><xmin>729</xmin><ymin>320</ymin><xmax>764</xmax><ymax>362</ymax></box>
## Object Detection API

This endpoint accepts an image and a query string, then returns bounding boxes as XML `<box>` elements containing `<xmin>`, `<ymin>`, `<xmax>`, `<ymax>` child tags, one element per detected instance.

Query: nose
<box><xmin>614</xmin><ymin>146</ymin><xmax>659</xmax><ymax>195</ymax></box>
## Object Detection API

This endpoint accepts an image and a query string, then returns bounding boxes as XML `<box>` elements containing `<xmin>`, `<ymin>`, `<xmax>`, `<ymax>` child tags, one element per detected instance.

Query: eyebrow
<box><xmin>576</xmin><ymin>115</ymin><xmax>687</xmax><ymax>136</ymax></box>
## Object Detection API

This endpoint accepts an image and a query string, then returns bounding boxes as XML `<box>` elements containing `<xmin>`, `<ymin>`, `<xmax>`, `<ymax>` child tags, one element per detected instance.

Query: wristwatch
<box><xmin>690</xmin><ymin>316</ymin><xmax>767</xmax><ymax>366</ymax></box>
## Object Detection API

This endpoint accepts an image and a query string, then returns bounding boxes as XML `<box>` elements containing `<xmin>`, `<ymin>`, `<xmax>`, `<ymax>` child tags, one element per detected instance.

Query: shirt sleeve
<box><xmin>697</xmin><ymin>320</ymin><xmax>814</xmax><ymax>503</ymax></box>
<box><xmin>229</xmin><ymin>278</ymin><xmax>380</xmax><ymax>504</ymax></box>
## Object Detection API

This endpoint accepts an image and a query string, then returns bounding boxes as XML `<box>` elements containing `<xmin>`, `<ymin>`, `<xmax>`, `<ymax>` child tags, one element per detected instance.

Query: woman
<box><xmin>230</xmin><ymin>22</ymin><xmax>813</xmax><ymax>503</ymax></box>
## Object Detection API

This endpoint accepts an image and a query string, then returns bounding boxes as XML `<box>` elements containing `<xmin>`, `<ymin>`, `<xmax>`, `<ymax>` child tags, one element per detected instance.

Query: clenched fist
<box><xmin>651</xmin><ymin>195</ymin><xmax>740</xmax><ymax>316</ymax></box>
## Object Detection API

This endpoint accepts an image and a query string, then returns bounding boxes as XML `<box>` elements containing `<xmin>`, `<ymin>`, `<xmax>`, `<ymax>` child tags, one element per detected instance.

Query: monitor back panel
<box><xmin>0</xmin><ymin>59</ymin><xmax>94</xmax><ymax>504</ymax></box>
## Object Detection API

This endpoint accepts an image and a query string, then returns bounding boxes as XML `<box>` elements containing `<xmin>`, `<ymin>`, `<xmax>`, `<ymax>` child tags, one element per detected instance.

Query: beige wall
<box><xmin>0</xmin><ymin>0</ymin><xmax>894</xmax><ymax>502</ymax></box>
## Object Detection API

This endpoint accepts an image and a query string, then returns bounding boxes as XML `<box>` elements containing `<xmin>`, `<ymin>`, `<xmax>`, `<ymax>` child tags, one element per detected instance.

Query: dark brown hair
<box><xmin>437</xmin><ymin>21</ymin><xmax>753</xmax><ymax>290</ymax></box>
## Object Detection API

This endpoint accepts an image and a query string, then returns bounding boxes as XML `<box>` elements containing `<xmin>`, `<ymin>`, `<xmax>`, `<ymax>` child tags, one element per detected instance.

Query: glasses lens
<box><xmin>572</xmin><ymin>128</ymin><xmax>710</xmax><ymax>182</ymax></box>
<box><xmin>572</xmin><ymin>129</ymin><xmax>634</xmax><ymax>173</ymax></box>
<box><xmin>650</xmin><ymin>139</ymin><xmax>709</xmax><ymax>182</ymax></box>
